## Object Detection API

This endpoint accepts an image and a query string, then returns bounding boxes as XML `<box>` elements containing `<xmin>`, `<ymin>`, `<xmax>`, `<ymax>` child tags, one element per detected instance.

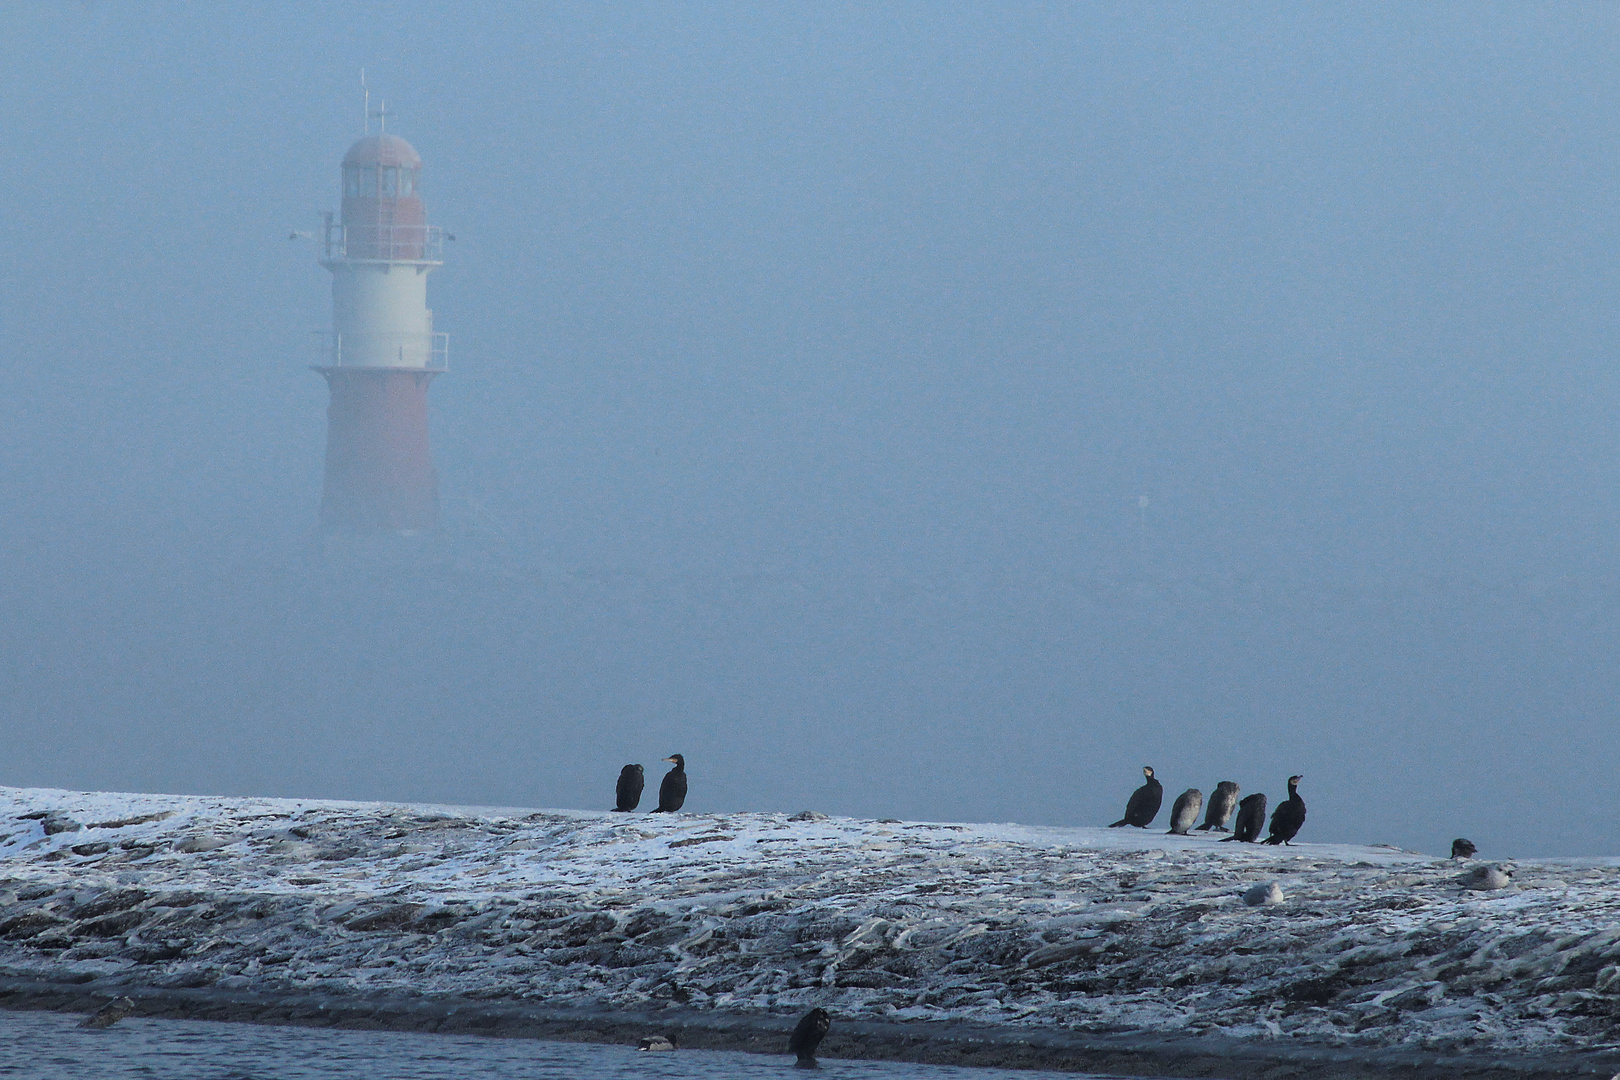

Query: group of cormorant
<box><xmin>618</xmin><ymin>760</ymin><xmax>1492</xmax><ymax>1065</ymax></box>
<box><xmin>1108</xmin><ymin>766</ymin><xmax>1308</xmax><ymax>846</ymax></box>
<box><xmin>611</xmin><ymin>755</ymin><xmax>687</xmax><ymax>814</ymax></box>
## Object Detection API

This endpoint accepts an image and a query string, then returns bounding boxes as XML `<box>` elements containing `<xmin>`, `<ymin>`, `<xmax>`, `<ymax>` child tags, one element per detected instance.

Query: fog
<box><xmin>2</xmin><ymin>3</ymin><xmax>1618</xmax><ymax>858</ymax></box>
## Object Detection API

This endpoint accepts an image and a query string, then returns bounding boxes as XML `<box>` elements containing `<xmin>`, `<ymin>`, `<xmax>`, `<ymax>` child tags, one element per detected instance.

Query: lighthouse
<box><xmin>313</xmin><ymin>128</ymin><xmax>447</xmax><ymax>532</ymax></box>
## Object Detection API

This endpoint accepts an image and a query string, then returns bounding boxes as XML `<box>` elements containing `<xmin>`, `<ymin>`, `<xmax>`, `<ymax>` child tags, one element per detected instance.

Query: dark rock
<box><xmin>79</xmin><ymin>996</ymin><xmax>136</xmax><ymax>1028</ymax></box>
<box><xmin>73</xmin><ymin>890</ymin><xmax>149</xmax><ymax>918</ymax></box>
<box><xmin>317</xmin><ymin>846</ymin><xmax>365</xmax><ymax>861</ymax></box>
<box><xmin>88</xmin><ymin>812</ymin><xmax>175</xmax><ymax>829</ymax></box>
<box><xmin>41</xmin><ymin>815</ymin><xmax>82</xmax><ymax>835</ymax></box>
<box><xmin>346</xmin><ymin>904</ymin><xmax>426</xmax><ymax>932</ymax></box>
<box><xmin>0</xmin><ymin>912</ymin><xmax>68</xmax><ymax>938</ymax></box>
<box><xmin>83</xmin><ymin>910</ymin><xmax>147</xmax><ymax>937</ymax></box>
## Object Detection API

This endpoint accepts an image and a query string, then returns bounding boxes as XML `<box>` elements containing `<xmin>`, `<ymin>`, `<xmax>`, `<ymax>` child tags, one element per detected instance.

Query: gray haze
<box><xmin>2</xmin><ymin>3</ymin><xmax>1618</xmax><ymax>857</ymax></box>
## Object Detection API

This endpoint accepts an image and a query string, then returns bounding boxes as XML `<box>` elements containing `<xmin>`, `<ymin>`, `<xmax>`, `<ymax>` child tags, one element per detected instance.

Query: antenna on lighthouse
<box><xmin>361</xmin><ymin>68</ymin><xmax>369</xmax><ymax>135</ymax></box>
<box><xmin>371</xmin><ymin>100</ymin><xmax>392</xmax><ymax>135</ymax></box>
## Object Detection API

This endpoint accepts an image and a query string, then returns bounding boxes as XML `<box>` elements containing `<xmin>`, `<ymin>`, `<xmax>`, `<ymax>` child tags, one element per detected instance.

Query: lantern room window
<box><xmin>343</xmin><ymin>164</ymin><xmax>419</xmax><ymax>197</ymax></box>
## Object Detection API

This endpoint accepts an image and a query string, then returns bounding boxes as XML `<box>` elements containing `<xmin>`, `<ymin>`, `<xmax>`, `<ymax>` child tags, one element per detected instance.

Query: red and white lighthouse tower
<box><xmin>313</xmin><ymin>128</ymin><xmax>447</xmax><ymax>532</ymax></box>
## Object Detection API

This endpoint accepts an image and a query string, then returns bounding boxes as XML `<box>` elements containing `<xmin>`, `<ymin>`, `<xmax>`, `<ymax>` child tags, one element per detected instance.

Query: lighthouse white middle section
<box><xmin>331</xmin><ymin>262</ymin><xmax>436</xmax><ymax>369</ymax></box>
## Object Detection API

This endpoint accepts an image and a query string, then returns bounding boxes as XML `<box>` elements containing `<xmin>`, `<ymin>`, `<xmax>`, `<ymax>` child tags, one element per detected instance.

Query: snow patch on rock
<box><xmin>0</xmin><ymin>786</ymin><xmax>1616</xmax><ymax>1060</ymax></box>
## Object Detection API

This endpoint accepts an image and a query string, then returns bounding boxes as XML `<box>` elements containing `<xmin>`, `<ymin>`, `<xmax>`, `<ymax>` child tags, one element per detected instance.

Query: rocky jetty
<box><xmin>0</xmin><ymin>786</ymin><xmax>1617</xmax><ymax>1077</ymax></box>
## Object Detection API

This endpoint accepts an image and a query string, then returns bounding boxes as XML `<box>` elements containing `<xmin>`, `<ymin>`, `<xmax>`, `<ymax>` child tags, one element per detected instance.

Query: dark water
<box><xmin>0</xmin><ymin>1010</ymin><xmax>1143</xmax><ymax>1079</ymax></box>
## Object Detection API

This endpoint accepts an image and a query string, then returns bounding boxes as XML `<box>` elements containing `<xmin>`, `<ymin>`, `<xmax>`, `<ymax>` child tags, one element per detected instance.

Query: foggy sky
<box><xmin>2</xmin><ymin>3</ymin><xmax>1619</xmax><ymax>858</ymax></box>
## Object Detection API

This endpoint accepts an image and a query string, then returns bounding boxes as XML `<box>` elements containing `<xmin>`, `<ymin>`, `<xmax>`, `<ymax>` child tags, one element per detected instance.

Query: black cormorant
<box><xmin>1261</xmin><ymin>775</ymin><xmax>1306</xmax><ymax>845</ymax></box>
<box><xmin>1166</xmin><ymin>788</ymin><xmax>1203</xmax><ymax>835</ymax></box>
<box><xmin>1195</xmin><ymin>781</ymin><xmax>1240</xmax><ymax>831</ymax></box>
<box><xmin>651</xmin><ymin>754</ymin><xmax>687</xmax><ymax>813</ymax></box>
<box><xmin>613</xmin><ymin>764</ymin><xmax>644</xmax><ymax>812</ymax></box>
<box><xmin>1451</xmin><ymin>837</ymin><xmax>1477</xmax><ymax>858</ymax></box>
<box><xmin>789</xmin><ymin>1007</ymin><xmax>831</xmax><ymax>1068</ymax></box>
<box><xmin>1109</xmin><ymin>766</ymin><xmax>1163</xmax><ymax>828</ymax></box>
<box><xmin>1221</xmin><ymin>792</ymin><xmax>1267</xmax><ymax>842</ymax></box>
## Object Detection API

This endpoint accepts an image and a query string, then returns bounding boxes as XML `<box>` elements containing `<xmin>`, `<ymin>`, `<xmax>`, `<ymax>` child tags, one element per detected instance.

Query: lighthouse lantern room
<box><xmin>313</xmin><ymin>128</ymin><xmax>448</xmax><ymax>532</ymax></box>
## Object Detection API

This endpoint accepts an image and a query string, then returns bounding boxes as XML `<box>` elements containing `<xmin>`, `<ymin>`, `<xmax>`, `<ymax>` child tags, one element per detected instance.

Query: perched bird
<box><xmin>1461</xmin><ymin>865</ymin><xmax>1512</xmax><ymax>891</ymax></box>
<box><xmin>1451</xmin><ymin>837</ymin><xmax>1477</xmax><ymax>859</ymax></box>
<box><xmin>789</xmin><ymin>1007</ymin><xmax>831</xmax><ymax>1068</ymax></box>
<box><xmin>1221</xmin><ymin>793</ymin><xmax>1268</xmax><ymax>842</ymax></box>
<box><xmin>1261</xmin><ymin>775</ymin><xmax>1307</xmax><ymax>846</ymax></box>
<box><xmin>637</xmin><ymin>1035</ymin><xmax>678</xmax><ymax>1051</ymax></box>
<box><xmin>1109</xmin><ymin>766</ymin><xmax>1163</xmax><ymax>828</ymax></box>
<box><xmin>613</xmin><ymin>764</ymin><xmax>645</xmax><ymax>812</ymax></box>
<box><xmin>80</xmin><ymin>996</ymin><xmax>136</xmax><ymax>1029</ymax></box>
<box><xmin>651</xmin><ymin>754</ymin><xmax>687</xmax><ymax>813</ymax></box>
<box><xmin>1241</xmin><ymin>882</ymin><xmax>1284</xmax><ymax>906</ymax></box>
<box><xmin>1166</xmin><ymin>788</ymin><xmax>1203</xmax><ymax>835</ymax></box>
<box><xmin>1196</xmin><ymin>781</ymin><xmax>1241</xmax><ymax>832</ymax></box>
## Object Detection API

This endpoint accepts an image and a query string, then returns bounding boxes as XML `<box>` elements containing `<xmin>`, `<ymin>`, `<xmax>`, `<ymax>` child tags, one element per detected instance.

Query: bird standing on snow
<box><xmin>613</xmin><ymin>764</ymin><xmax>644</xmax><ymax>812</ymax></box>
<box><xmin>1109</xmin><ymin>766</ymin><xmax>1163</xmax><ymax>828</ymax></box>
<box><xmin>1221</xmin><ymin>792</ymin><xmax>1267</xmax><ymax>842</ymax></box>
<box><xmin>1451</xmin><ymin>837</ymin><xmax>1477</xmax><ymax>859</ymax></box>
<box><xmin>789</xmin><ymin>1007</ymin><xmax>831</xmax><ymax>1068</ymax></box>
<box><xmin>1166</xmin><ymin>788</ymin><xmax>1203</xmax><ymax>835</ymax></box>
<box><xmin>651</xmin><ymin>754</ymin><xmax>688</xmax><ymax>813</ymax></box>
<box><xmin>1196</xmin><ymin>781</ymin><xmax>1240</xmax><ymax>832</ymax></box>
<box><xmin>1261</xmin><ymin>775</ymin><xmax>1306</xmax><ymax>845</ymax></box>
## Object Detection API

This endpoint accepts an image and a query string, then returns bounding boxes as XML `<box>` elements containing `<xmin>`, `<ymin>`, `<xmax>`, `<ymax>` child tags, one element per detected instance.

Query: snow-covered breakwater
<box><xmin>0</xmin><ymin>787</ymin><xmax>1616</xmax><ymax>1078</ymax></box>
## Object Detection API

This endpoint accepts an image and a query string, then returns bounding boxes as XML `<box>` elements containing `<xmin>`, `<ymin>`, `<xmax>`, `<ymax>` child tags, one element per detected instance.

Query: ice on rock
<box><xmin>174</xmin><ymin>834</ymin><xmax>233</xmax><ymax>854</ymax></box>
<box><xmin>1</xmin><ymin>785</ymin><xmax>1620</xmax><ymax>1062</ymax></box>
<box><xmin>1462</xmin><ymin>865</ymin><xmax>1514</xmax><ymax>890</ymax></box>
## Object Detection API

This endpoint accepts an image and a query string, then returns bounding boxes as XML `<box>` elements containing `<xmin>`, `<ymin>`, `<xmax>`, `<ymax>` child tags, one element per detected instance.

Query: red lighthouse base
<box><xmin>318</xmin><ymin>367</ymin><xmax>440</xmax><ymax>532</ymax></box>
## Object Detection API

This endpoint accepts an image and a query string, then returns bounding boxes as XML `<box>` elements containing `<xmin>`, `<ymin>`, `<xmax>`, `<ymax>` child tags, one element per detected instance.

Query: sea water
<box><xmin>0</xmin><ymin>1009</ymin><xmax>1153</xmax><ymax>1079</ymax></box>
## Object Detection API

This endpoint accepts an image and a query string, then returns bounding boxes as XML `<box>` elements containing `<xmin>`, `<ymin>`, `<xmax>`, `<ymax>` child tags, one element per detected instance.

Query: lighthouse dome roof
<box><xmin>342</xmin><ymin>134</ymin><xmax>422</xmax><ymax>169</ymax></box>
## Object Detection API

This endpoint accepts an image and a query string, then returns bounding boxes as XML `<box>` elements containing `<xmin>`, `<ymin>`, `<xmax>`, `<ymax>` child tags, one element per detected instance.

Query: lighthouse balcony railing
<box><xmin>322</xmin><ymin>217</ymin><xmax>445</xmax><ymax>262</ymax></box>
<box><xmin>311</xmin><ymin>331</ymin><xmax>449</xmax><ymax>371</ymax></box>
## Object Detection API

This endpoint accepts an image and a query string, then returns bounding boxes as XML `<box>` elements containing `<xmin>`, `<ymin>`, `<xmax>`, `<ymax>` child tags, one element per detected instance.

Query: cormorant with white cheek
<box><xmin>1261</xmin><ymin>774</ymin><xmax>1306</xmax><ymax>845</ymax></box>
<box><xmin>1109</xmin><ymin>766</ymin><xmax>1163</xmax><ymax>828</ymax></box>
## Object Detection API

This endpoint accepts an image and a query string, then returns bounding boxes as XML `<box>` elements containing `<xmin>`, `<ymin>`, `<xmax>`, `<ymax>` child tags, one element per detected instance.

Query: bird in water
<box><xmin>1261</xmin><ymin>775</ymin><xmax>1306</xmax><ymax>845</ymax></box>
<box><xmin>637</xmin><ymin>1035</ymin><xmax>678</xmax><ymax>1051</ymax></box>
<box><xmin>1166</xmin><ymin>788</ymin><xmax>1203</xmax><ymax>835</ymax></box>
<box><xmin>80</xmin><ymin>996</ymin><xmax>136</xmax><ymax>1029</ymax></box>
<box><xmin>1221</xmin><ymin>792</ymin><xmax>1267</xmax><ymax>842</ymax></box>
<box><xmin>1451</xmin><ymin>837</ymin><xmax>1477</xmax><ymax>859</ymax></box>
<box><xmin>651</xmin><ymin>754</ymin><xmax>687</xmax><ymax>813</ymax></box>
<box><xmin>613</xmin><ymin>764</ymin><xmax>644</xmax><ymax>812</ymax></box>
<box><xmin>789</xmin><ymin>1007</ymin><xmax>831</xmax><ymax>1068</ymax></box>
<box><xmin>1109</xmin><ymin>766</ymin><xmax>1163</xmax><ymax>828</ymax></box>
<box><xmin>1196</xmin><ymin>781</ymin><xmax>1241</xmax><ymax>832</ymax></box>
